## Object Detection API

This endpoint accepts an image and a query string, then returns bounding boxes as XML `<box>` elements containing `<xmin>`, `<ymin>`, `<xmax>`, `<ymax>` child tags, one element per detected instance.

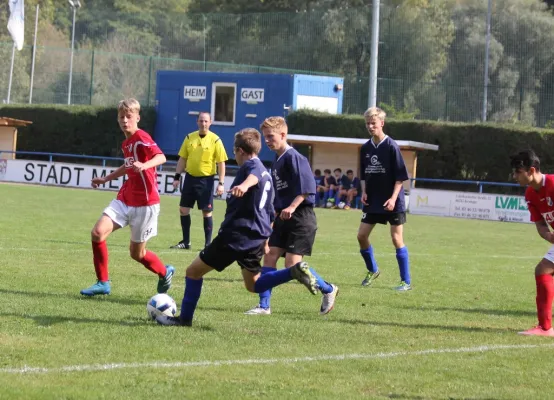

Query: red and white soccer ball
<box><xmin>146</xmin><ymin>293</ymin><xmax>177</xmax><ymax>321</ymax></box>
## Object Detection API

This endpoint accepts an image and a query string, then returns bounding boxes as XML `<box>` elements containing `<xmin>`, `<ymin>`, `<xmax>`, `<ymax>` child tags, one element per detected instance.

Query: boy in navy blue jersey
<box><xmin>358</xmin><ymin>107</ymin><xmax>412</xmax><ymax>291</ymax></box>
<box><xmin>157</xmin><ymin>128</ymin><xmax>320</xmax><ymax>326</ymax></box>
<box><xmin>314</xmin><ymin>169</ymin><xmax>325</xmax><ymax>207</ymax></box>
<box><xmin>339</xmin><ymin>170</ymin><xmax>360</xmax><ymax>210</ymax></box>
<box><xmin>332</xmin><ymin>168</ymin><xmax>344</xmax><ymax>206</ymax></box>
<box><xmin>245</xmin><ymin>117</ymin><xmax>339</xmax><ymax>316</ymax></box>
<box><xmin>323</xmin><ymin>169</ymin><xmax>336</xmax><ymax>207</ymax></box>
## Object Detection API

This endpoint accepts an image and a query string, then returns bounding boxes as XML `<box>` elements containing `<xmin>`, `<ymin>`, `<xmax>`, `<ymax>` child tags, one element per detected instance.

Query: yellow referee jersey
<box><xmin>178</xmin><ymin>130</ymin><xmax>228</xmax><ymax>177</ymax></box>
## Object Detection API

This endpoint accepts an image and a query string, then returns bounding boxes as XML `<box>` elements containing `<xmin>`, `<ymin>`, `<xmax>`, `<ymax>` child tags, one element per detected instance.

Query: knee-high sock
<box><xmin>180</xmin><ymin>277</ymin><xmax>203</xmax><ymax>324</ymax></box>
<box><xmin>258</xmin><ymin>266</ymin><xmax>276</xmax><ymax>309</ymax></box>
<box><xmin>92</xmin><ymin>240</ymin><xmax>109</xmax><ymax>281</ymax></box>
<box><xmin>139</xmin><ymin>251</ymin><xmax>167</xmax><ymax>278</ymax></box>
<box><xmin>254</xmin><ymin>268</ymin><xmax>293</xmax><ymax>293</ymax></box>
<box><xmin>360</xmin><ymin>245</ymin><xmax>378</xmax><ymax>273</ymax></box>
<box><xmin>396</xmin><ymin>247</ymin><xmax>411</xmax><ymax>284</ymax></box>
<box><xmin>536</xmin><ymin>274</ymin><xmax>554</xmax><ymax>330</ymax></box>
<box><xmin>203</xmin><ymin>216</ymin><xmax>213</xmax><ymax>246</ymax></box>
<box><xmin>181</xmin><ymin>215</ymin><xmax>191</xmax><ymax>244</ymax></box>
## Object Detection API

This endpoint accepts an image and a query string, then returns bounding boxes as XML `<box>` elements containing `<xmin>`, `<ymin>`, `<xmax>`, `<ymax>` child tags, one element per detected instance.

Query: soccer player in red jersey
<box><xmin>511</xmin><ymin>150</ymin><xmax>554</xmax><ymax>336</ymax></box>
<box><xmin>80</xmin><ymin>98</ymin><xmax>175</xmax><ymax>296</ymax></box>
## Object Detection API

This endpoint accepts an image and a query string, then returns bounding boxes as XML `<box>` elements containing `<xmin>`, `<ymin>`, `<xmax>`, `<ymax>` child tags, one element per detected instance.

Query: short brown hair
<box><xmin>260</xmin><ymin>116</ymin><xmax>287</xmax><ymax>133</ymax></box>
<box><xmin>234</xmin><ymin>128</ymin><xmax>261</xmax><ymax>155</ymax></box>
<box><xmin>118</xmin><ymin>98</ymin><xmax>140</xmax><ymax>114</ymax></box>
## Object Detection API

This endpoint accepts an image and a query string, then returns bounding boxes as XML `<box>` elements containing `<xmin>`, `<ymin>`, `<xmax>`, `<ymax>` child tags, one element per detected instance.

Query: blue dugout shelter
<box><xmin>154</xmin><ymin>71</ymin><xmax>344</xmax><ymax>162</ymax></box>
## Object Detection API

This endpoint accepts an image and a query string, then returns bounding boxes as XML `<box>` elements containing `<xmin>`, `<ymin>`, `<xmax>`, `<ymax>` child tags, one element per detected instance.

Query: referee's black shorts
<box><xmin>180</xmin><ymin>174</ymin><xmax>215</xmax><ymax>211</ymax></box>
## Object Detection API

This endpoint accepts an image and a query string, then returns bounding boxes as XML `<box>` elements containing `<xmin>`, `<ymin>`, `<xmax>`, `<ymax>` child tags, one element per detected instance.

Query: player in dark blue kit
<box><xmin>339</xmin><ymin>170</ymin><xmax>361</xmax><ymax>210</ymax></box>
<box><xmin>314</xmin><ymin>169</ymin><xmax>325</xmax><ymax>207</ymax></box>
<box><xmin>157</xmin><ymin>128</ymin><xmax>319</xmax><ymax>326</ymax></box>
<box><xmin>358</xmin><ymin>107</ymin><xmax>412</xmax><ymax>291</ymax></box>
<box><xmin>245</xmin><ymin>117</ymin><xmax>339</xmax><ymax>316</ymax></box>
<box><xmin>323</xmin><ymin>169</ymin><xmax>337</xmax><ymax>207</ymax></box>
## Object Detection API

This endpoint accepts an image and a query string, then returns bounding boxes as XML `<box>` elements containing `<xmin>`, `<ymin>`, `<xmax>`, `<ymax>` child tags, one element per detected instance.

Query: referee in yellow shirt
<box><xmin>170</xmin><ymin>112</ymin><xmax>228</xmax><ymax>249</ymax></box>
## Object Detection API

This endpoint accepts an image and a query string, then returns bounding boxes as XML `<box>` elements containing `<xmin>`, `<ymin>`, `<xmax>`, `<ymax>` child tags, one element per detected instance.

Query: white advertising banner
<box><xmin>409</xmin><ymin>188</ymin><xmax>531</xmax><ymax>224</ymax></box>
<box><xmin>0</xmin><ymin>159</ymin><xmax>232</xmax><ymax>198</ymax></box>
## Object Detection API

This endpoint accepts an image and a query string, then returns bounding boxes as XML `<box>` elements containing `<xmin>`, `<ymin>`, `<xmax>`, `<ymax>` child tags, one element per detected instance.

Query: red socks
<box><xmin>92</xmin><ymin>241</ymin><xmax>109</xmax><ymax>282</ymax></box>
<box><xmin>535</xmin><ymin>274</ymin><xmax>554</xmax><ymax>330</ymax></box>
<box><xmin>139</xmin><ymin>251</ymin><xmax>167</xmax><ymax>278</ymax></box>
<box><xmin>92</xmin><ymin>242</ymin><xmax>166</xmax><ymax>280</ymax></box>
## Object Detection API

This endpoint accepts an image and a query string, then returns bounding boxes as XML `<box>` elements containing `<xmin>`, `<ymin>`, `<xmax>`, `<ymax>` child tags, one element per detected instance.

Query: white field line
<box><xmin>1</xmin><ymin>343</ymin><xmax>553</xmax><ymax>375</ymax></box>
<box><xmin>0</xmin><ymin>246</ymin><xmax>540</xmax><ymax>259</ymax></box>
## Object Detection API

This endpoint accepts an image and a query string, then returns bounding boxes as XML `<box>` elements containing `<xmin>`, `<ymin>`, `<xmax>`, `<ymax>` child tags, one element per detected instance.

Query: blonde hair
<box><xmin>234</xmin><ymin>128</ymin><xmax>261</xmax><ymax>155</ymax></box>
<box><xmin>118</xmin><ymin>98</ymin><xmax>141</xmax><ymax>115</ymax></box>
<box><xmin>260</xmin><ymin>116</ymin><xmax>288</xmax><ymax>133</ymax></box>
<box><xmin>364</xmin><ymin>107</ymin><xmax>386</xmax><ymax>121</ymax></box>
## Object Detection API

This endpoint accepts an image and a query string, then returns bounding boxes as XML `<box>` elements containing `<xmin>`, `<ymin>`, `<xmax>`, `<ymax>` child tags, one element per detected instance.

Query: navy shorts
<box><xmin>199</xmin><ymin>234</ymin><xmax>265</xmax><ymax>274</ymax></box>
<box><xmin>180</xmin><ymin>175</ymin><xmax>215</xmax><ymax>211</ymax></box>
<box><xmin>269</xmin><ymin>205</ymin><xmax>317</xmax><ymax>256</ymax></box>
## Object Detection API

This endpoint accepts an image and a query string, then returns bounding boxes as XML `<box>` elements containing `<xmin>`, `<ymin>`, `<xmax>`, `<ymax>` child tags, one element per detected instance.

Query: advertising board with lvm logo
<box><xmin>409</xmin><ymin>188</ymin><xmax>532</xmax><ymax>224</ymax></box>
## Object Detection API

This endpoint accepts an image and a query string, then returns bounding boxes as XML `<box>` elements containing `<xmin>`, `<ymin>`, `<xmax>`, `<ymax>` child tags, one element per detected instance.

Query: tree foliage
<box><xmin>1</xmin><ymin>0</ymin><xmax>554</xmax><ymax>126</ymax></box>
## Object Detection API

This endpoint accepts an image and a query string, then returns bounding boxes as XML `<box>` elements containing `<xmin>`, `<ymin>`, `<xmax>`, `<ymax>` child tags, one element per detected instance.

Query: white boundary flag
<box><xmin>7</xmin><ymin>0</ymin><xmax>25</xmax><ymax>51</ymax></box>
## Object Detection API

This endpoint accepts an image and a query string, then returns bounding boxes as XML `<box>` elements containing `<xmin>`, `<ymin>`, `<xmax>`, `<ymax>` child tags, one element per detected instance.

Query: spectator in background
<box><xmin>332</xmin><ymin>168</ymin><xmax>344</xmax><ymax>207</ymax></box>
<box><xmin>339</xmin><ymin>170</ymin><xmax>360</xmax><ymax>210</ymax></box>
<box><xmin>322</xmin><ymin>169</ymin><xmax>336</xmax><ymax>207</ymax></box>
<box><xmin>314</xmin><ymin>169</ymin><xmax>325</xmax><ymax>207</ymax></box>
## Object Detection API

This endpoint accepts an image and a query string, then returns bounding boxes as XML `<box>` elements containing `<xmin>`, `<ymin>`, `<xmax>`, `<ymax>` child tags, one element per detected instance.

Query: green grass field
<box><xmin>0</xmin><ymin>183</ymin><xmax>553</xmax><ymax>399</ymax></box>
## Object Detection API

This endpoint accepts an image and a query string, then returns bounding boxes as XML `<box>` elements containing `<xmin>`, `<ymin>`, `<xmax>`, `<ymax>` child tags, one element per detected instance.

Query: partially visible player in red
<box><xmin>80</xmin><ymin>98</ymin><xmax>175</xmax><ymax>296</ymax></box>
<box><xmin>512</xmin><ymin>149</ymin><xmax>554</xmax><ymax>336</ymax></box>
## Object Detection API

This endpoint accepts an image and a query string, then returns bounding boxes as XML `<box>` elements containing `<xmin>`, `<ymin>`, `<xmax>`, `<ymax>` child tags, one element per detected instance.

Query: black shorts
<box><xmin>269</xmin><ymin>205</ymin><xmax>317</xmax><ymax>256</ymax></box>
<box><xmin>199</xmin><ymin>234</ymin><xmax>264</xmax><ymax>274</ymax></box>
<box><xmin>180</xmin><ymin>175</ymin><xmax>214</xmax><ymax>211</ymax></box>
<box><xmin>361</xmin><ymin>209</ymin><xmax>406</xmax><ymax>226</ymax></box>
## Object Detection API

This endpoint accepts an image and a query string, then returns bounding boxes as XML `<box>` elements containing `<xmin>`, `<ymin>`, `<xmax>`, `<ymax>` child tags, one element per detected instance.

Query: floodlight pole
<box><xmin>368</xmin><ymin>0</ymin><xmax>380</xmax><ymax>109</ymax></box>
<box><xmin>29</xmin><ymin>4</ymin><xmax>40</xmax><ymax>104</ymax></box>
<box><xmin>68</xmin><ymin>0</ymin><xmax>81</xmax><ymax>105</ymax></box>
<box><xmin>482</xmin><ymin>0</ymin><xmax>492</xmax><ymax>122</ymax></box>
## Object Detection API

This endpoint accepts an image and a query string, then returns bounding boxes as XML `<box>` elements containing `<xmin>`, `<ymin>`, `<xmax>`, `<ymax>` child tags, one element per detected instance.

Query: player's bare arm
<box><xmin>384</xmin><ymin>181</ymin><xmax>404</xmax><ymax>211</ymax></box>
<box><xmin>91</xmin><ymin>164</ymin><xmax>126</xmax><ymax>188</ymax></box>
<box><xmin>360</xmin><ymin>180</ymin><xmax>368</xmax><ymax>205</ymax></box>
<box><xmin>535</xmin><ymin>220</ymin><xmax>554</xmax><ymax>244</ymax></box>
<box><xmin>229</xmin><ymin>173</ymin><xmax>259</xmax><ymax>198</ymax></box>
<box><xmin>132</xmin><ymin>153</ymin><xmax>166</xmax><ymax>173</ymax></box>
<box><xmin>280</xmin><ymin>194</ymin><xmax>308</xmax><ymax>220</ymax></box>
<box><xmin>216</xmin><ymin>161</ymin><xmax>226</xmax><ymax>196</ymax></box>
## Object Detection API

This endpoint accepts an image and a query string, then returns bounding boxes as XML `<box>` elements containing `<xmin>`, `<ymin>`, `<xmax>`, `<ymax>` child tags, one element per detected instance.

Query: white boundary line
<box><xmin>1</xmin><ymin>343</ymin><xmax>553</xmax><ymax>375</ymax></box>
<box><xmin>0</xmin><ymin>246</ymin><xmax>540</xmax><ymax>259</ymax></box>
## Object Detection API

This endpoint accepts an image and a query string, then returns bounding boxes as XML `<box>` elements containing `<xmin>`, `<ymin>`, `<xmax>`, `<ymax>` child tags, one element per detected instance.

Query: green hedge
<box><xmin>288</xmin><ymin>110</ymin><xmax>554</xmax><ymax>185</ymax></box>
<box><xmin>4</xmin><ymin>105</ymin><xmax>554</xmax><ymax>187</ymax></box>
<box><xmin>0</xmin><ymin>105</ymin><xmax>156</xmax><ymax>158</ymax></box>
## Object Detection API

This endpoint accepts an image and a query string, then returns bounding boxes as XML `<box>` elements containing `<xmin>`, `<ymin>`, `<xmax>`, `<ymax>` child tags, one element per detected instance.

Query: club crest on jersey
<box><xmin>370</xmin><ymin>155</ymin><xmax>380</xmax><ymax>166</ymax></box>
<box><xmin>548</xmin><ymin>197</ymin><xmax>553</xmax><ymax>207</ymax></box>
<box><xmin>124</xmin><ymin>157</ymin><xmax>135</xmax><ymax>167</ymax></box>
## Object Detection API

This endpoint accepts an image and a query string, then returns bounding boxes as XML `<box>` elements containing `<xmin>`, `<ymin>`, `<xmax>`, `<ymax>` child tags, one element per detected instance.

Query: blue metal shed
<box><xmin>154</xmin><ymin>71</ymin><xmax>344</xmax><ymax>161</ymax></box>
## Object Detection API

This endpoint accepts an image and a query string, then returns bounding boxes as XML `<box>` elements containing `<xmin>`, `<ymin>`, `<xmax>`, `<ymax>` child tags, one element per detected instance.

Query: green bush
<box><xmin>287</xmin><ymin>110</ymin><xmax>554</xmax><ymax>186</ymax></box>
<box><xmin>0</xmin><ymin>105</ymin><xmax>156</xmax><ymax>158</ymax></box>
